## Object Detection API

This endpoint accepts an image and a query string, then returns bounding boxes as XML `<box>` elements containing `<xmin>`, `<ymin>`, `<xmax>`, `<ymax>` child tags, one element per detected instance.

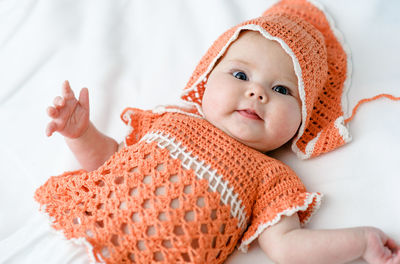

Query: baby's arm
<box><xmin>259</xmin><ymin>214</ymin><xmax>400</xmax><ymax>264</ymax></box>
<box><xmin>46</xmin><ymin>81</ymin><xmax>120</xmax><ymax>171</ymax></box>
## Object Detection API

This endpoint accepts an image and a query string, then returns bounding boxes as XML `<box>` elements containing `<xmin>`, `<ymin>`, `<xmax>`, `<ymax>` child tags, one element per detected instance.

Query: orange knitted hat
<box><xmin>170</xmin><ymin>0</ymin><xmax>352</xmax><ymax>159</ymax></box>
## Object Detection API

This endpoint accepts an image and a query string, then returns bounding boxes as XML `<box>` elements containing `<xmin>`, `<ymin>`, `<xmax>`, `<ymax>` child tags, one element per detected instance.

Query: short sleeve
<box><xmin>120</xmin><ymin>107</ymin><xmax>161</xmax><ymax>146</ymax></box>
<box><xmin>238</xmin><ymin>161</ymin><xmax>322</xmax><ymax>252</ymax></box>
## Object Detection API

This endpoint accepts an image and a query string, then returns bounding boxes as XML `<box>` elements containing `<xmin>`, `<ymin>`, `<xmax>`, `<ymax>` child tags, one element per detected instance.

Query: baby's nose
<box><xmin>245</xmin><ymin>85</ymin><xmax>267</xmax><ymax>103</ymax></box>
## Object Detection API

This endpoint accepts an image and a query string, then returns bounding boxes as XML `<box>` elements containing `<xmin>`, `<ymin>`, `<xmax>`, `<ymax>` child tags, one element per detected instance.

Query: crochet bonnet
<box><xmin>166</xmin><ymin>0</ymin><xmax>352</xmax><ymax>159</ymax></box>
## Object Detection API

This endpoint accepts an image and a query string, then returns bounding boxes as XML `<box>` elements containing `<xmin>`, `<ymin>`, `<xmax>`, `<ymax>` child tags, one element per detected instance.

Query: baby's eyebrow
<box><xmin>227</xmin><ymin>59</ymin><xmax>254</xmax><ymax>68</ymax></box>
<box><xmin>281</xmin><ymin>76</ymin><xmax>298</xmax><ymax>88</ymax></box>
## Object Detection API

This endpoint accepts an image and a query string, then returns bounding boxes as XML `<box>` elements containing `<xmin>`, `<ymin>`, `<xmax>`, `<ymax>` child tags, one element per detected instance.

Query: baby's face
<box><xmin>202</xmin><ymin>31</ymin><xmax>301</xmax><ymax>152</ymax></box>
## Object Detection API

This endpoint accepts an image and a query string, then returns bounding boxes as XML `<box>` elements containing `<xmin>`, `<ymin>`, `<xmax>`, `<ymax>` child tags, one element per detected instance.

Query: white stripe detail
<box><xmin>152</xmin><ymin>104</ymin><xmax>203</xmax><ymax>119</ymax></box>
<box><xmin>334</xmin><ymin>116</ymin><xmax>352</xmax><ymax>143</ymax></box>
<box><xmin>122</xmin><ymin>109</ymin><xmax>136</xmax><ymax>147</ymax></box>
<box><xmin>292</xmin><ymin>131</ymin><xmax>321</xmax><ymax>160</ymax></box>
<box><xmin>238</xmin><ymin>192</ymin><xmax>323</xmax><ymax>253</ymax></box>
<box><xmin>140</xmin><ymin>131</ymin><xmax>248</xmax><ymax>229</ymax></box>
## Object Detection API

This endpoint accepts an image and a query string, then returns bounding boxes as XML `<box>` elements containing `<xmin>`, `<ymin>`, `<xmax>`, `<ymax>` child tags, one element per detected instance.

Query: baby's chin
<box><xmin>228</xmin><ymin>130</ymin><xmax>288</xmax><ymax>152</ymax></box>
<box><xmin>204</xmin><ymin>116</ymin><xmax>273</xmax><ymax>151</ymax></box>
<box><xmin>239</xmin><ymin>140</ymin><xmax>272</xmax><ymax>152</ymax></box>
<box><xmin>224</xmin><ymin>128</ymin><xmax>271</xmax><ymax>152</ymax></box>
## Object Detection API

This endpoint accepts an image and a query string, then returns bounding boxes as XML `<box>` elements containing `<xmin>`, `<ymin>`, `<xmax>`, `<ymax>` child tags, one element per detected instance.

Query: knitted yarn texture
<box><xmin>35</xmin><ymin>110</ymin><xmax>321</xmax><ymax>263</ymax></box>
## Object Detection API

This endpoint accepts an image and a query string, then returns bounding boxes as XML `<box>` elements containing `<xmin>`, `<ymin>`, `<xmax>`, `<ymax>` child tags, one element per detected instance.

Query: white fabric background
<box><xmin>0</xmin><ymin>0</ymin><xmax>399</xmax><ymax>263</ymax></box>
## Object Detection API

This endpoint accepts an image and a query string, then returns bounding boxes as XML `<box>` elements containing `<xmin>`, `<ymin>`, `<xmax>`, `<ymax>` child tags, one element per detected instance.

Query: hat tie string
<box><xmin>344</xmin><ymin>93</ymin><xmax>400</xmax><ymax>123</ymax></box>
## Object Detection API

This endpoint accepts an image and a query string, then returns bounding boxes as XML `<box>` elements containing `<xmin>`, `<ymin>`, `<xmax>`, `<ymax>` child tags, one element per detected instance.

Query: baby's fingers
<box><xmin>53</xmin><ymin>96</ymin><xmax>65</xmax><ymax>108</ymax></box>
<box><xmin>78</xmin><ymin>88</ymin><xmax>89</xmax><ymax>111</ymax></box>
<box><xmin>46</xmin><ymin>121</ymin><xmax>58</xmax><ymax>137</ymax></box>
<box><xmin>62</xmin><ymin>80</ymin><xmax>75</xmax><ymax>99</ymax></box>
<box><xmin>387</xmin><ymin>238</ymin><xmax>399</xmax><ymax>252</ymax></box>
<box><xmin>47</xmin><ymin>106</ymin><xmax>59</xmax><ymax>118</ymax></box>
<box><xmin>393</xmin><ymin>251</ymin><xmax>400</xmax><ymax>264</ymax></box>
<box><xmin>387</xmin><ymin>239</ymin><xmax>400</xmax><ymax>263</ymax></box>
<box><xmin>395</xmin><ymin>250</ymin><xmax>400</xmax><ymax>264</ymax></box>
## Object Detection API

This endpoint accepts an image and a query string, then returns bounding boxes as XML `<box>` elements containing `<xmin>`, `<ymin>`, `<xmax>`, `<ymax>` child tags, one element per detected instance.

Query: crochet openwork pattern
<box><xmin>179</xmin><ymin>0</ymin><xmax>351</xmax><ymax>159</ymax></box>
<box><xmin>35</xmin><ymin>110</ymin><xmax>321</xmax><ymax>263</ymax></box>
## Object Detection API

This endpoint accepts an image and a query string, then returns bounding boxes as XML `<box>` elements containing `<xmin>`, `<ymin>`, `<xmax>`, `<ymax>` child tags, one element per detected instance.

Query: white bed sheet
<box><xmin>0</xmin><ymin>0</ymin><xmax>399</xmax><ymax>263</ymax></box>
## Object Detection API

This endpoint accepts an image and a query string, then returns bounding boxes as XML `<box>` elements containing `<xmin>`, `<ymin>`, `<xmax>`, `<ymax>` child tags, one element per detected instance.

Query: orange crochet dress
<box><xmin>35</xmin><ymin>109</ymin><xmax>321</xmax><ymax>264</ymax></box>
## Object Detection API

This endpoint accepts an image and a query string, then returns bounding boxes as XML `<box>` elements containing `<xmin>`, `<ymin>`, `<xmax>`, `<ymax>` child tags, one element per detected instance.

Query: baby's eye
<box><xmin>272</xmin><ymin>85</ymin><xmax>289</xmax><ymax>95</ymax></box>
<box><xmin>232</xmin><ymin>71</ymin><xmax>248</xmax><ymax>81</ymax></box>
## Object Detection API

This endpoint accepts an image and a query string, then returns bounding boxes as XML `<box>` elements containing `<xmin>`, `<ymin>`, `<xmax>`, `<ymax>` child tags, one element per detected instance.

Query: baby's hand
<box><xmin>362</xmin><ymin>227</ymin><xmax>400</xmax><ymax>264</ymax></box>
<box><xmin>46</xmin><ymin>81</ymin><xmax>90</xmax><ymax>139</ymax></box>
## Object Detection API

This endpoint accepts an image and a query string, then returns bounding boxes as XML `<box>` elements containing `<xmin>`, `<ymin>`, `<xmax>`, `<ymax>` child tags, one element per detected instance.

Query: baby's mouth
<box><xmin>236</xmin><ymin>109</ymin><xmax>263</xmax><ymax>120</ymax></box>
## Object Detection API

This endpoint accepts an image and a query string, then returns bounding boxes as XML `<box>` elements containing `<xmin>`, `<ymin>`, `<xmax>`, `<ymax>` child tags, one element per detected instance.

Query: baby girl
<box><xmin>37</xmin><ymin>0</ymin><xmax>399</xmax><ymax>263</ymax></box>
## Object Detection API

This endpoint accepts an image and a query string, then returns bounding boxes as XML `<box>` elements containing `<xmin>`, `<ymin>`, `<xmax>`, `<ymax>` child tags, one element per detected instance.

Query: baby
<box><xmin>37</xmin><ymin>0</ymin><xmax>400</xmax><ymax>263</ymax></box>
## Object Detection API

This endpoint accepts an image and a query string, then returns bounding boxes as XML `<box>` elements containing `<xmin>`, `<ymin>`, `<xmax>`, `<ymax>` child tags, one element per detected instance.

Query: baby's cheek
<box><xmin>203</xmin><ymin>87</ymin><xmax>223</xmax><ymax>113</ymax></box>
<box><xmin>201</xmin><ymin>93</ymin><xmax>212</xmax><ymax>117</ymax></box>
<box><xmin>285</xmin><ymin>103</ymin><xmax>302</xmax><ymax>133</ymax></box>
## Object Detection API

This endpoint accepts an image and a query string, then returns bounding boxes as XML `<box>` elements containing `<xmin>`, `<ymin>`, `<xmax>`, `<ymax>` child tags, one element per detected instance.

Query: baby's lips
<box><xmin>237</xmin><ymin>109</ymin><xmax>263</xmax><ymax>120</ymax></box>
